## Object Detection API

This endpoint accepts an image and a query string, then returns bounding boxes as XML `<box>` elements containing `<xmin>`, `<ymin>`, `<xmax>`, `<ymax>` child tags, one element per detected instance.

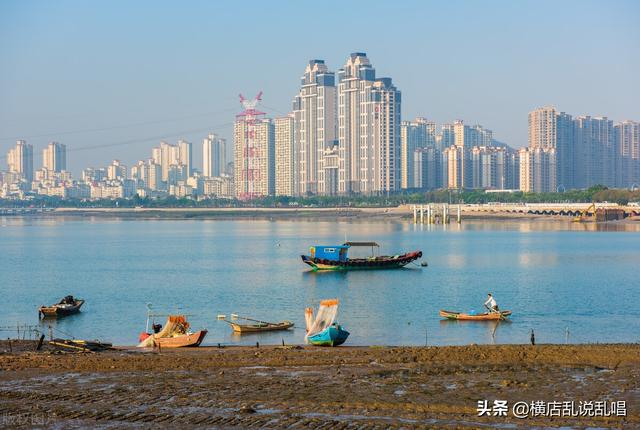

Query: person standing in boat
<box><xmin>484</xmin><ymin>293</ymin><xmax>499</xmax><ymax>312</ymax></box>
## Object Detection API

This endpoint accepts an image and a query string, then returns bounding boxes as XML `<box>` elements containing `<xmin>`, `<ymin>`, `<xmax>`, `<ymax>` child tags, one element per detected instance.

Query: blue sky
<box><xmin>1</xmin><ymin>0</ymin><xmax>639</xmax><ymax>174</ymax></box>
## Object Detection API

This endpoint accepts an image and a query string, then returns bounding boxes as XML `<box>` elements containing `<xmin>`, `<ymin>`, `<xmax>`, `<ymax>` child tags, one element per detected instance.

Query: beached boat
<box><xmin>39</xmin><ymin>296</ymin><xmax>84</xmax><ymax>318</ymax></box>
<box><xmin>138</xmin><ymin>315</ymin><xmax>207</xmax><ymax>348</ymax></box>
<box><xmin>307</xmin><ymin>324</ymin><xmax>350</xmax><ymax>346</ymax></box>
<box><xmin>305</xmin><ymin>299</ymin><xmax>349</xmax><ymax>347</ymax></box>
<box><xmin>223</xmin><ymin>316</ymin><xmax>294</xmax><ymax>333</ymax></box>
<box><xmin>301</xmin><ymin>242</ymin><xmax>422</xmax><ymax>271</ymax></box>
<box><xmin>49</xmin><ymin>339</ymin><xmax>113</xmax><ymax>352</ymax></box>
<box><xmin>439</xmin><ymin>309</ymin><xmax>512</xmax><ymax>321</ymax></box>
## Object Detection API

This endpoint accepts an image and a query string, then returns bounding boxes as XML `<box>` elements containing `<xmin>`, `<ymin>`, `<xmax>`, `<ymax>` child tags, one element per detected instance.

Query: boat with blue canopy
<box><xmin>301</xmin><ymin>242</ymin><xmax>422</xmax><ymax>271</ymax></box>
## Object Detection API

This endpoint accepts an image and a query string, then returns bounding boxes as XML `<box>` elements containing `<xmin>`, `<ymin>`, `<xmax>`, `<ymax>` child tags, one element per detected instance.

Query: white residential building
<box><xmin>400</xmin><ymin>118</ymin><xmax>436</xmax><ymax>189</ymax></box>
<box><xmin>528</xmin><ymin>106</ymin><xmax>574</xmax><ymax>189</ymax></box>
<box><xmin>292</xmin><ymin>60</ymin><xmax>337</xmax><ymax>195</ymax></box>
<box><xmin>615</xmin><ymin>120</ymin><xmax>640</xmax><ymax>187</ymax></box>
<box><xmin>274</xmin><ymin>116</ymin><xmax>295</xmax><ymax>196</ymax></box>
<box><xmin>337</xmin><ymin>53</ymin><xmax>400</xmax><ymax>194</ymax></box>
<box><xmin>202</xmin><ymin>134</ymin><xmax>226</xmax><ymax>177</ymax></box>
<box><xmin>42</xmin><ymin>141</ymin><xmax>67</xmax><ymax>172</ymax></box>
<box><xmin>7</xmin><ymin>140</ymin><xmax>34</xmax><ymax>182</ymax></box>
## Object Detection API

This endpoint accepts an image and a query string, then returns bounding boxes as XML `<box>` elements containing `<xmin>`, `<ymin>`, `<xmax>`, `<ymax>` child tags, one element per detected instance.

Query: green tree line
<box><xmin>1</xmin><ymin>185</ymin><xmax>639</xmax><ymax>209</ymax></box>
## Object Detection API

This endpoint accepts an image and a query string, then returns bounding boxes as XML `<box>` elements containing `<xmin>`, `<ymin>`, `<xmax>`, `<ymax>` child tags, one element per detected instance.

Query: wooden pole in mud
<box><xmin>36</xmin><ymin>334</ymin><xmax>45</xmax><ymax>351</ymax></box>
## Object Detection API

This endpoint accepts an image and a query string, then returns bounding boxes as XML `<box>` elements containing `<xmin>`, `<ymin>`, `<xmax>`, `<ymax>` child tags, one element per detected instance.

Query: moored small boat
<box><xmin>39</xmin><ymin>296</ymin><xmax>84</xmax><ymax>318</ymax></box>
<box><xmin>301</xmin><ymin>242</ymin><xmax>422</xmax><ymax>271</ymax></box>
<box><xmin>305</xmin><ymin>299</ymin><xmax>350</xmax><ymax>347</ymax></box>
<box><xmin>439</xmin><ymin>309</ymin><xmax>512</xmax><ymax>321</ymax></box>
<box><xmin>307</xmin><ymin>324</ymin><xmax>350</xmax><ymax>347</ymax></box>
<box><xmin>138</xmin><ymin>315</ymin><xmax>207</xmax><ymax>348</ymax></box>
<box><xmin>224</xmin><ymin>318</ymin><xmax>294</xmax><ymax>334</ymax></box>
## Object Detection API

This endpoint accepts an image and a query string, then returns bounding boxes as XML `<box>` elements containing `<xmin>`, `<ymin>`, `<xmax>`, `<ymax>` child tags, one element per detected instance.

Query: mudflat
<box><xmin>1</xmin><ymin>342</ymin><xmax>638</xmax><ymax>429</ymax></box>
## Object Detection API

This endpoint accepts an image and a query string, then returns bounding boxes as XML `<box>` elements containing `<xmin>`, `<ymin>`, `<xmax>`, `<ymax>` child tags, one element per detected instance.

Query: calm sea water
<box><xmin>2</xmin><ymin>216</ymin><xmax>639</xmax><ymax>346</ymax></box>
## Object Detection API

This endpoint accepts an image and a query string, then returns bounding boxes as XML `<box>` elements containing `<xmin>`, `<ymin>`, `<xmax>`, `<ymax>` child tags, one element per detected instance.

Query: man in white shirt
<box><xmin>484</xmin><ymin>293</ymin><xmax>499</xmax><ymax>312</ymax></box>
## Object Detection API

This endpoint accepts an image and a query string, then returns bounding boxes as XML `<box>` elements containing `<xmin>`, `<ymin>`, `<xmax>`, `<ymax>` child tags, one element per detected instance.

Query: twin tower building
<box><xmin>234</xmin><ymin>53</ymin><xmax>401</xmax><ymax>199</ymax></box>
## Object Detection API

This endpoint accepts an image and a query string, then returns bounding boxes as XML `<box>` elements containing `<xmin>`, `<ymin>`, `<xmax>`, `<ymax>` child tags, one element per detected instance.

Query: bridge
<box><xmin>399</xmin><ymin>202</ymin><xmax>640</xmax><ymax>220</ymax></box>
<box><xmin>458</xmin><ymin>202</ymin><xmax>640</xmax><ymax>217</ymax></box>
<box><xmin>0</xmin><ymin>208</ymin><xmax>55</xmax><ymax>216</ymax></box>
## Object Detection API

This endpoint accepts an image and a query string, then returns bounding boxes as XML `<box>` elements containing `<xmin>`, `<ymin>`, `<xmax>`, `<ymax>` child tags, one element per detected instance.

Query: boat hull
<box><xmin>439</xmin><ymin>309</ymin><xmax>512</xmax><ymax>321</ymax></box>
<box><xmin>228</xmin><ymin>321</ymin><xmax>294</xmax><ymax>333</ymax></box>
<box><xmin>301</xmin><ymin>251</ymin><xmax>422</xmax><ymax>271</ymax></box>
<box><xmin>39</xmin><ymin>300</ymin><xmax>85</xmax><ymax>317</ymax></box>
<box><xmin>151</xmin><ymin>330</ymin><xmax>208</xmax><ymax>347</ymax></box>
<box><xmin>307</xmin><ymin>326</ymin><xmax>349</xmax><ymax>347</ymax></box>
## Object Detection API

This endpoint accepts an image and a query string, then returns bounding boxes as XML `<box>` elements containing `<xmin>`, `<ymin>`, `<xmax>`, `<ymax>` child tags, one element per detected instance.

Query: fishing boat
<box><xmin>305</xmin><ymin>299</ymin><xmax>349</xmax><ymax>347</ymax></box>
<box><xmin>439</xmin><ymin>309</ymin><xmax>512</xmax><ymax>321</ymax></box>
<box><xmin>39</xmin><ymin>295</ymin><xmax>85</xmax><ymax>318</ymax></box>
<box><xmin>301</xmin><ymin>242</ymin><xmax>422</xmax><ymax>271</ymax></box>
<box><xmin>307</xmin><ymin>324</ymin><xmax>350</xmax><ymax>346</ymax></box>
<box><xmin>223</xmin><ymin>315</ymin><xmax>294</xmax><ymax>333</ymax></box>
<box><xmin>138</xmin><ymin>315</ymin><xmax>207</xmax><ymax>348</ymax></box>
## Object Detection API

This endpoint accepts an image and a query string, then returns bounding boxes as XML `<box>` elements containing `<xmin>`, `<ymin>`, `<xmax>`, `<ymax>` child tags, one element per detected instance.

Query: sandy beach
<box><xmin>1</xmin><ymin>341</ymin><xmax>638</xmax><ymax>429</ymax></box>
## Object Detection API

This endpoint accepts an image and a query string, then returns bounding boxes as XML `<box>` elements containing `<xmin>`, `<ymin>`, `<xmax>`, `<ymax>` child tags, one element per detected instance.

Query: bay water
<box><xmin>2</xmin><ymin>216</ymin><xmax>639</xmax><ymax>346</ymax></box>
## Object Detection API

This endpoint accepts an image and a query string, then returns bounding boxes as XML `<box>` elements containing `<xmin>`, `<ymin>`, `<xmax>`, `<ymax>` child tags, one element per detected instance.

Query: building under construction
<box><xmin>233</xmin><ymin>92</ymin><xmax>275</xmax><ymax>200</ymax></box>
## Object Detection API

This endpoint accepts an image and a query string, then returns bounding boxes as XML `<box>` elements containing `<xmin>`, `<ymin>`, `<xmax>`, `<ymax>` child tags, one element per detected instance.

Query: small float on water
<box><xmin>222</xmin><ymin>314</ymin><xmax>294</xmax><ymax>334</ymax></box>
<box><xmin>138</xmin><ymin>314</ymin><xmax>207</xmax><ymax>348</ymax></box>
<box><xmin>305</xmin><ymin>299</ymin><xmax>349</xmax><ymax>347</ymax></box>
<box><xmin>439</xmin><ymin>309</ymin><xmax>512</xmax><ymax>321</ymax></box>
<box><xmin>301</xmin><ymin>242</ymin><xmax>422</xmax><ymax>271</ymax></box>
<box><xmin>39</xmin><ymin>295</ymin><xmax>84</xmax><ymax>318</ymax></box>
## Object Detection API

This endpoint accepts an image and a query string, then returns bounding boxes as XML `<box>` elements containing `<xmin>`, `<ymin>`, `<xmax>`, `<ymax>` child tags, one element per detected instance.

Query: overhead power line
<box><xmin>0</xmin><ymin>107</ymin><xmax>238</xmax><ymax>142</ymax></box>
<box><xmin>0</xmin><ymin>121</ymin><xmax>235</xmax><ymax>162</ymax></box>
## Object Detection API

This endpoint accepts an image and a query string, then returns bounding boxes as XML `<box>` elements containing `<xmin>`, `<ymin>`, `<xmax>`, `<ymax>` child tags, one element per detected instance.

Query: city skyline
<box><xmin>2</xmin><ymin>0</ymin><xmax>639</xmax><ymax>174</ymax></box>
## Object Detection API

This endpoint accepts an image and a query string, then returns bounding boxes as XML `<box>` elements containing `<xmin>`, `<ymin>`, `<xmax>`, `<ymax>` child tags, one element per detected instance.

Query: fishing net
<box><xmin>304</xmin><ymin>299</ymin><xmax>339</xmax><ymax>343</ymax></box>
<box><xmin>137</xmin><ymin>315</ymin><xmax>189</xmax><ymax>347</ymax></box>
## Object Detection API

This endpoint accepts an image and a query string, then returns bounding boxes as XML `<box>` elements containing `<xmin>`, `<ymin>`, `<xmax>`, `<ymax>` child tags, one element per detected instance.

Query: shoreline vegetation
<box><xmin>2</xmin><ymin>205</ymin><xmax>638</xmax><ymax>223</ymax></box>
<box><xmin>2</xmin><ymin>185</ymin><xmax>640</xmax><ymax>210</ymax></box>
<box><xmin>1</xmin><ymin>341</ymin><xmax>638</xmax><ymax>428</ymax></box>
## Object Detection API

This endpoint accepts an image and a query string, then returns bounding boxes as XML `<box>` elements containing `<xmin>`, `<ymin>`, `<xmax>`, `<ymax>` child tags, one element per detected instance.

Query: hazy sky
<box><xmin>1</xmin><ymin>0</ymin><xmax>639</xmax><ymax>175</ymax></box>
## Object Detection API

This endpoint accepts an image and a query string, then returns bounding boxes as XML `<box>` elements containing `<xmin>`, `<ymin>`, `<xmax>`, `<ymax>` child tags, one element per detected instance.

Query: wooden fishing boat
<box><xmin>224</xmin><ymin>317</ymin><xmax>294</xmax><ymax>333</ymax></box>
<box><xmin>138</xmin><ymin>315</ymin><xmax>207</xmax><ymax>348</ymax></box>
<box><xmin>439</xmin><ymin>309</ymin><xmax>512</xmax><ymax>321</ymax></box>
<box><xmin>39</xmin><ymin>296</ymin><xmax>84</xmax><ymax>318</ymax></box>
<box><xmin>307</xmin><ymin>324</ymin><xmax>350</xmax><ymax>346</ymax></box>
<box><xmin>140</xmin><ymin>330</ymin><xmax>208</xmax><ymax>348</ymax></box>
<box><xmin>301</xmin><ymin>242</ymin><xmax>422</xmax><ymax>271</ymax></box>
